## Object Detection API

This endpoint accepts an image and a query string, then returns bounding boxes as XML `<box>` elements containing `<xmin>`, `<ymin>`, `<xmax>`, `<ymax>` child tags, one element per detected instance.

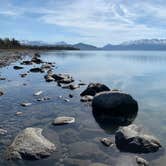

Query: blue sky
<box><xmin>0</xmin><ymin>0</ymin><xmax>166</xmax><ymax>46</ymax></box>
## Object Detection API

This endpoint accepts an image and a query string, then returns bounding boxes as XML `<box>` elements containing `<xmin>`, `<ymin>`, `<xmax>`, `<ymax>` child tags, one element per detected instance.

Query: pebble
<box><xmin>15</xmin><ymin>111</ymin><xmax>23</xmax><ymax>116</ymax></box>
<box><xmin>136</xmin><ymin>156</ymin><xmax>149</xmax><ymax>166</ymax></box>
<box><xmin>0</xmin><ymin>128</ymin><xmax>7</xmax><ymax>135</ymax></box>
<box><xmin>0</xmin><ymin>91</ymin><xmax>4</xmax><ymax>96</ymax></box>
<box><xmin>100</xmin><ymin>138</ymin><xmax>114</xmax><ymax>147</ymax></box>
<box><xmin>52</xmin><ymin>116</ymin><xmax>75</xmax><ymax>125</ymax></box>
<box><xmin>34</xmin><ymin>91</ymin><xmax>43</xmax><ymax>96</ymax></box>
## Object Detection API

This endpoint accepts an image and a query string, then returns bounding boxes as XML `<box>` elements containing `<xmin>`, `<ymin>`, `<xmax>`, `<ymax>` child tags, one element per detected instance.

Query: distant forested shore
<box><xmin>0</xmin><ymin>38</ymin><xmax>78</xmax><ymax>50</ymax></box>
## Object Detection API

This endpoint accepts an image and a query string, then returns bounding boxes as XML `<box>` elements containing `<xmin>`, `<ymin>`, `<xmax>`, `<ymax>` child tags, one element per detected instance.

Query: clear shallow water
<box><xmin>0</xmin><ymin>51</ymin><xmax>166</xmax><ymax>165</ymax></box>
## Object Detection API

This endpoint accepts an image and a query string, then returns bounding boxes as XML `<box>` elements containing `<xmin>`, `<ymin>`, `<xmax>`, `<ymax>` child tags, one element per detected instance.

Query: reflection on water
<box><xmin>0</xmin><ymin>51</ymin><xmax>166</xmax><ymax>165</ymax></box>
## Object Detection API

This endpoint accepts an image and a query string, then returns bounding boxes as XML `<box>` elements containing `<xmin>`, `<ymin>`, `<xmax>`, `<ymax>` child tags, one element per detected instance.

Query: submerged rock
<box><xmin>80</xmin><ymin>95</ymin><xmax>93</xmax><ymax>102</ymax></box>
<box><xmin>80</xmin><ymin>83</ymin><xmax>110</xmax><ymax>96</ymax></box>
<box><xmin>0</xmin><ymin>77</ymin><xmax>6</xmax><ymax>80</ymax></box>
<box><xmin>52</xmin><ymin>116</ymin><xmax>75</xmax><ymax>125</ymax></box>
<box><xmin>20</xmin><ymin>73</ymin><xmax>28</xmax><ymax>78</ymax></box>
<box><xmin>13</xmin><ymin>66</ymin><xmax>23</xmax><ymax>70</ymax></box>
<box><xmin>92</xmin><ymin>91</ymin><xmax>138</xmax><ymax>126</ymax></box>
<box><xmin>62</xmin><ymin>84</ymin><xmax>80</xmax><ymax>90</ymax></box>
<box><xmin>115</xmin><ymin>124</ymin><xmax>162</xmax><ymax>153</ymax></box>
<box><xmin>5</xmin><ymin>127</ymin><xmax>56</xmax><ymax>160</ymax></box>
<box><xmin>136</xmin><ymin>156</ymin><xmax>149</xmax><ymax>166</ymax></box>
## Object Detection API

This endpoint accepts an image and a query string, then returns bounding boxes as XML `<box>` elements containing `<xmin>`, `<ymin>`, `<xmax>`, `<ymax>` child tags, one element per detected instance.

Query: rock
<box><xmin>21</xmin><ymin>60</ymin><xmax>33</xmax><ymax>65</ymax></box>
<box><xmin>78</xmin><ymin>82</ymin><xmax>87</xmax><ymax>86</ymax></box>
<box><xmin>0</xmin><ymin>91</ymin><xmax>4</xmax><ymax>96</ymax></box>
<box><xmin>52</xmin><ymin>116</ymin><xmax>75</xmax><ymax>125</ymax></box>
<box><xmin>62</xmin><ymin>84</ymin><xmax>79</xmax><ymax>90</ymax></box>
<box><xmin>52</xmin><ymin>73</ymin><xmax>74</xmax><ymax>84</ymax></box>
<box><xmin>15</xmin><ymin>111</ymin><xmax>23</xmax><ymax>116</ymax></box>
<box><xmin>0</xmin><ymin>128</ymin><xmax>7</xmax><ymax>135</ymax></box>
<box><xmin>115</xmin><ymin>124</ymin><xmax>162</xmax><ymax>153</ymax></box>
<box><xmin>69</xmin><ymin>94</ymin><xmax>74</xmax><ymax>98</ymax></box>
<box><xmin>41</xmin><ymin>63</ymin><xmax>54</xmax><ymax>70</ymax></box>
<box><xmin>20</xmin><ymin>102</ymin><xmax>32</xmax><ymax>107</ymax></box>
<box><xmin>44</xmin><ymin>74</ymin><xmax>55</xmax><ymax>82</ymax></box>
<box><xmin>5</xmin><ymin>127</ymin><xmax>56</xmax><ymax>160</ymax></box>
<box><xmin>34</xmin><ymin>53</ymin><xmax>41</xmax><ymax>57</ymax></box>
<box><xmin>100</xmin><ymin>138</ymin><xmax>113</xmax><ymax>147</ymax></box>
<box><xmin>20</xmin><ymin>73</ymin><xmax>27</xmax><ymax>78</ymax></box>
<box><xmin>34</xmin><ymin>91</ymin><xmax>43</xmax><ymax>96</ymax></box>
<box><xmin>136</xmin><ymin>156</ymin><xmax>149</xmax><ymax>166</ymax></box>
<box><xmin>30</xmin><ymin>67</ymin><xmax>44</xmax><ymax>73</ymax></box>
<box><xmin>92</xmin><ymin>91</ymin><xmax>138</xmax><ymax>125</ymax></box>
<box><xmin>0</xmin><ymin>77</ymin><xmax>6</xmax><ymax>80</ymax></box>
<box><xmin>64</xmin><ymin>98</ymin><xmax>70</xmax><ymax>102</ymax></box>
<box><xmin>80</xmin><ymin>95</ymin><xmax>93</xmax><ymax>102</ymax></box>
<box><xmin>80</xmin><ymin>83</ymin><xmax>110</xmax><ymax>96</ymax></box>
<box><xmin>31</xmin><ymin>57</ymin><xmax>43</xmax><ymax>64</ymax></box>
<box><xmin>13</xmin><ymin>66</ymin><xmax>23</xmax><ymax>70</ymax></box>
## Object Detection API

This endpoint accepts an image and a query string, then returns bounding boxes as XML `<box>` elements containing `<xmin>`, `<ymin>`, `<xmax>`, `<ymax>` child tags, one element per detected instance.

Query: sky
<box><xmin>0</xmin><ymin>0</ymin><xmax>166</xmax><ymax>46</ymax></box>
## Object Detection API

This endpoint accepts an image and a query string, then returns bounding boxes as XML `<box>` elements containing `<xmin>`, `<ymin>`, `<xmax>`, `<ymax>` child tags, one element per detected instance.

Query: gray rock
<box><xmin>52</xmin><ymin>116</ymin><xmax>75</xmax><ymax>125</ymax></box>
<box><xmin>80</xmin><ymin>95</ymin><xmax>93</xmax><ymax>102</ymax></box>
<box><xmin>100</xmin><ymin>138</ymin><xmax>113</xmax><ymax>147</ymax></box>
<box><xmin>92</xmin><ymin>91</ymin><xmax>138</xmax><ymax>125</ymax></box>
<box><xmin>0</xmin><ymin>128</ymin><xmax>7</xmax><ymax>135</ymax></box>
<box><xmin>136</xmin><ymin>156</ymin><xmax>149</xmax><ymax>166</ymax></box>
<box><xmin>21</xmin><ymin>60</ymin><xmax>33</xmax><ymax>65</ymax></box>
<box><xmin>62</xmin><ymin>84</ymin><xmax>79</xmax><ymax>90</ymax></box>
<box><xmin>80</xmin><ymin>83</ymin><xmax>110</xmax><ymax>96</ymax></box>
<box><xmin>115</xmin><ymin>124</ymin><xmax>161</xmax><ymax>153</ymax></box>
<box><xmin>20</xmin><ymin>102</ymin><xmax>32</xmax><ymax>107</ymax></box>
<box><xmin>52</xmin><ymin>73</ymin><xmax>74</xmax><ymax>84</ymax></box>
<box><xmin>34</xmin><ymin>91</ymin><xmax>43</xmax><ymax>96</ymax></box>
<box><xmin>5</xmin><ymin>127</ymin><xmax>56</xmax><ymax>160</ymax></box>
<box><xmin>44</xmin><ymin>74</ymin><xmax>55</xmax><ymax>82</ymax></box>
<box><xmin>30</xmin><ymin>67</ymin><xmax>44</xmax><ymax>73</ymax></box>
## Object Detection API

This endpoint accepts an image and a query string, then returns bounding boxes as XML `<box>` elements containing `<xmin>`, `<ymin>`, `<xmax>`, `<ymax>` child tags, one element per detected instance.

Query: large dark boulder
<box><xmin>115</xmin><ymin>124</ymin><xmax>162</xmax><ymax>153</ymax></box>
<box><xmin>92</xmin><ymin>91</ymin><xmax>138</xmax><ymax>118</ymax></box>
<box><xmin>80</xmin><ymin>83</ymin><xmax>110</xmax><ymax>96</ymax></box>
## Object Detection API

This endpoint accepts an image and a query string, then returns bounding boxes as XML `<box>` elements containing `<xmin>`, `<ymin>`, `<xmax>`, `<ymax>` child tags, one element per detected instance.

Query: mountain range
<box><xmin>21</xmin><ymin>39</ymin><xmax>166</xmax><ymax>50</ymax></box>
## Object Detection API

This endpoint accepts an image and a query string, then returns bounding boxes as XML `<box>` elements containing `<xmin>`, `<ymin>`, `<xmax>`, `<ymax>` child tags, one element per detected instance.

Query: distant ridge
<box><xmin>20</xmin><ymin>39</ymin><xmax>166</xmax><ymax>50</ymax></box>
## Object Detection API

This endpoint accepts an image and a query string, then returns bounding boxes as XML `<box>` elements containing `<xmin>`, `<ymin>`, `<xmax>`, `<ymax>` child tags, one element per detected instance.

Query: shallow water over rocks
<box><xmin>0</xmin><ymin>50</ymin><xmax>166</xmax><ymax>165</ymax></box>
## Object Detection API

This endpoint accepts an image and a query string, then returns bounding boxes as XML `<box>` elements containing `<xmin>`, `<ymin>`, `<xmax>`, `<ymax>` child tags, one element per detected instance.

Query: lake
<box><xmin>0</xmin><ymin>50</ymin><xmax>165</xmax><ymax>165</ymax></box>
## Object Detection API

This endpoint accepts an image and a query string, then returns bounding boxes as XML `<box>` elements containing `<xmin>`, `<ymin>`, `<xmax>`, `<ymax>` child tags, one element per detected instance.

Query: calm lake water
<box><xmin>0</xmin><ymin>51</ymin><xmax>166</xmax><ymax>166</ymax></box>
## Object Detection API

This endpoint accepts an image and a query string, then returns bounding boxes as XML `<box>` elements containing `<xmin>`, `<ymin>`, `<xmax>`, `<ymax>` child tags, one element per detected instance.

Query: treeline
<box><xmin>0</xmin><ymin>38</ymin><xmax>79</xmax><ymax>50</ymax></box>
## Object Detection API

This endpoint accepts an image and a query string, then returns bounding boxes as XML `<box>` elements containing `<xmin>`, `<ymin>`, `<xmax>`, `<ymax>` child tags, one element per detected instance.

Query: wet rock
<box><xmin>80</xmin><ymin>83</ymin><xmax>110</xmax><ymax>96</ymax></box>
<box><xmin>31</xmin><ymin>57</ymin><xmax>43</xmax><ymax>64</ymax></box>
<box><xmin>20</xmin><ymin>73</ymin><xmax>27</xmax><ymax>78</ymax></box>
<box><xmin>80</xmin><ymin>95</ymin><xmax>93</xmax><ymax>102</ymax></box>
<box><xmin>15</xmin><ymin>112</ymin><xmax>23</xmax><ymax>116</ymax></box>
<box><xmin>13</xmin><ymin>66</ymin><xmax>23</xmax><ymax>70</ymax></box>
<box><xmin>136</xmin><ymin>156</ymin><xmax>149</xmax><ymax>166</ymax></box>
<box><xmin>0</xmin><ymin>91</ymin><xmax>4</xmax><ymax>96</ymax></box>
<box><xmin>41</xmin><ymin>63</ymin><xmax>54</xmax><ymax>70</ymax></box>
<box><xmin>92</xmin><ymin>91</ymin><xmax>138</xmax><ymax>125</ymax></box>
<box><xmin>30</xmin><ymin>67</ymin><xmax>44</xmax><ymax>73</ymax></box>
<box><xmin>0</xmin><ymin>77</ymin><xmax>6</xmax><ymax>80</ymax></box>
<box><xmin>34</xmin><ymin>53</ymin><xmax>41</xmax><ymax>57</ymax></box>
<box><xmin>69</xmin><ymin>94</ymin><xmax>74</xmax><ymax>98</ymax></box>
<box><xmin>44</xmin><ymin>74</ymin><xmax>55</xmax><ymax>82</ymax></box>
<box><xmin>115</xmin><ymin>124</ymin><xmax>162</xmax><ymax>153</ymax></box>
<box><xmin>21</xmin><ymin>60</ymin><xmax>33</xmax><ymax>65</ymax></box>
<box><xmin>0</xmin><ymin>128</ymin><xmax>7</xmax><ymax>135</ymax></box>
<box><xmin>52</xmin><ymin>116</ymin><xmax>75</xmax><ymax>125</ymax></box>
<box><xmin>64</xmin><ymin>98</ymin><xmax>70</xmax><ymax>102</ymax></box>
<box><xmin>5</xmin><ymin>127</ymin><xmax>56</xmax><ymax>160</ymax></box>
<box><xmin>78</xmin><ymin>82</ymin><xmax>87</xmax><ymax>86</ymax></box>
<box><xmin>20</xmin><ymin>102</ymin><xmax>32</xmax><ymax>107</ymax></box>
<box><xmin>62</xmin><ymin>84</ymin><xmax>79</xmax><ymax>90</ymax></box>
<box><xmin>34</xmin><ymin>91</ymin><xmax>43</xmax><ymax>96</ymax></box>
<box><xmin>100</xmin><ymin>138</ymin><xmax>113</xmax><ymax>147</ymax></box>
<box><xmin>52</xmin><ymin>73</ymin><xmax>74</xmax><ymax>84</ymax></box>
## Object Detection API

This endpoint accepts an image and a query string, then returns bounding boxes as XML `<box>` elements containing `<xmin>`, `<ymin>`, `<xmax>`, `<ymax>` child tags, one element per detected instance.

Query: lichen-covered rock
<box><xmin>5</xmin><ymin>128</ymin><xmax>56</xmax><ymax>160</ymax></box>
<box><xmin>115</xmin><ymin>124</ymin><xmax>161</xmax><ymax>153</ymax></box>
<box><xmin>80</xmin><ymin>83</ymin><xmax>110</xmax><ymax>96</ymax></box>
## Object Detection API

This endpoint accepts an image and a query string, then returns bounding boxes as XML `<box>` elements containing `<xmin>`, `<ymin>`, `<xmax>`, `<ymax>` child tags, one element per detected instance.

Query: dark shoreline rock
<box><xmin>80</xmin><ymin>83</ymin><xmax>110</xmax><ymax>96</ymax></box>
<box><xmin>115</xmin><ymin>124</ymin><xmax>162</xmax><ymax>153</ymax></box>
<box><xmin>13</xmin><ymin>66</ymin><xmax>23</xmax><ymax>70</ymax></box>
